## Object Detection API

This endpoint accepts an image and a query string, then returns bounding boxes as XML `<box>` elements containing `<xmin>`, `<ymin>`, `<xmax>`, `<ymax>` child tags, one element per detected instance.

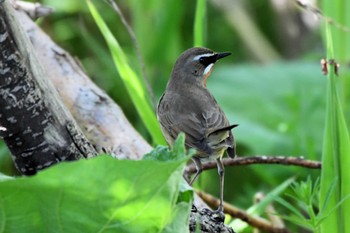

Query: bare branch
<box><xmin>186</xmin><ymin>156</ymin><xmax>321</xmax><ymax>175</ymax></box>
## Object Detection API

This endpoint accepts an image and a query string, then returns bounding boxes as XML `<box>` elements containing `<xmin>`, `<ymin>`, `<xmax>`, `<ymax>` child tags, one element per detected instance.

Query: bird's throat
<box><xmin>203</xmin><ymin>64</ymin><xmax>214</xmax><ymax>87</ymax></box>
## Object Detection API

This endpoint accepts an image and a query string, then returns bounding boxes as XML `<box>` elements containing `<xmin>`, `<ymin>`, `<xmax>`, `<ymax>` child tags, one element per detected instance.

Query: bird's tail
<box><xmin>207</xmin><ymin>124</ymin><xmax>238</xmax><ymax>148</ymax></box>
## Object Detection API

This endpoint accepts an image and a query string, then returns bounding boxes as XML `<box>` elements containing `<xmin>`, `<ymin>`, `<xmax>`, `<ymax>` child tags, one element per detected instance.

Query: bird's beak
<box><xmin>216</xmin><ymin>52</ymin><xmax>231</xmax><ymax>61</ymax></box>
<box><xmin>199</xmin><ymin>52</ymin><xmax>232</xmax><ymax>67</ymax></box>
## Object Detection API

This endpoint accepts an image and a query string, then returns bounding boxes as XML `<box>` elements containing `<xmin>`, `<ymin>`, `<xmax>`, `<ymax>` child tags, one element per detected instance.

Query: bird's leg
<box><xmin>189</xmin><ymin>157</ymin><xmax>203</xmax><ymax>185</ymax></box>
<box><xmin>216</xmin><ymin>157</ymin><xmax>225</xmax><ymax>212</ymax></box>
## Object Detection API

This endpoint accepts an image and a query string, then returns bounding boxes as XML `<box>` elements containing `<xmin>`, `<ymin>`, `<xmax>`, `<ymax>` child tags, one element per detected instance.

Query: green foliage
<box><xmin>0</xmin><ymin>153</ymin><xmax>193</xmax><ymax>233</ymax></box>
<box><xmin>144</xmin><ymin>133</ymin><xmax>195</xmax><ymax>162</ymax></box>
<box><xmin>319</xmin><ymin>22</ymin><xmax>350</xmax><ymax>233</ymax></box>
<box><xmin>0</xmin><ymin>133</ymin><xmax>193</xmax><ymax>233</ymax></box>
<box><xmin>229</xmin><ymin>177</ymin><xmax>294</xmax><ymax>231</ymax></box>
<box><xmin>87</xmin><ymin>0</ymin><xmax>165</xmax><ymax>145</ymax></box>
<box><xmin>210</xmin><ymin>62</ymin><xmax>326</xmax><ymax>157</ymax></box>
<box><xmin>321</xmin><ymin>0</ymin><xmax>350</xmax><ymax>100</ymax></box>
<box><xmin>276</xmin><ymin>177</ymin><xmax>350</xmax><ymax>233</ymax></box>
<box><xmin>144</xmin><ymin>133</ymin><xmax>195</xmax><ymax>204</ymax></box>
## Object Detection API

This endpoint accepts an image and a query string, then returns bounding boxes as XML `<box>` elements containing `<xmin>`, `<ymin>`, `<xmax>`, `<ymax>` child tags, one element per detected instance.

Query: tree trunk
<box><xmin>0</xmin><ymin>0</ymin><xmax>97</xmax><ymax>175</ymax></box>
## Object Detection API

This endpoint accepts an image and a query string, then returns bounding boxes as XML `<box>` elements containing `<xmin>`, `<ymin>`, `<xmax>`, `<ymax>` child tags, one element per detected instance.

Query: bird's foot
<box><xmin>201</xmin><ymin>208</ymin><xmax>225</xmax><ymax>223</ymax></box>
<box><xmin>212</xmin><ymin>208</ymin><xmax>225</xmax><ymax>222</ymax></box>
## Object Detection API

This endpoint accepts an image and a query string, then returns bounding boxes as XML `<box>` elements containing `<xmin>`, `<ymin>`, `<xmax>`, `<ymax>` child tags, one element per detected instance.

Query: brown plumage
<box><xmin>157</xmin><ymin>47</ymin><xmax>237</xmax><ymax>212</ymax></box>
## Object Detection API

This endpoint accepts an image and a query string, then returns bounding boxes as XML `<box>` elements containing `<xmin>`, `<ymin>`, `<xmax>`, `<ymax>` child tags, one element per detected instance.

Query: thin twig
<box><xmin>186</xmin><ymin>156</ymin><xmax>321</xmax><ymax>174</ymax></box>
<box><xmin>196</xmin><ymin>190</ymin><xmax>291</xmax><ymax>233</ymax></box>
<box><xmin>295</xmin><ymin>0</ymin><xmax>350</xmax><ymax>33</ymax></box>
<box><xmin>105</xmin><ymin>0</ymin><xmax>156</xmax><ymax>109</ymax></box>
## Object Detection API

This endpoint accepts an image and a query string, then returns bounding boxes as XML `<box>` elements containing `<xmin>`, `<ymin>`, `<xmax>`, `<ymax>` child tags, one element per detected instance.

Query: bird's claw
<box><xmin>201</xmin><ymin>208</ymin><xmax>225</xmax><ymax>222</ymax></box>
<box><xmin>212</xmin><ymin>209</ymin><xmax>225</xmax><ymax>222</ymax></box>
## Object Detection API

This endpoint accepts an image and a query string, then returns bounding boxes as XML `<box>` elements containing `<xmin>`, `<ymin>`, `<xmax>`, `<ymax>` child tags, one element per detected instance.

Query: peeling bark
<box><xmin>0</xmin><ymin>0</ymin><xmax>97</xmax><ymax>175</ymax></box>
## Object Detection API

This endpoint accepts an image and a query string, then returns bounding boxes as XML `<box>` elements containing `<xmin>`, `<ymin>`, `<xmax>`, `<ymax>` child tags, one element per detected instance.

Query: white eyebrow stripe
<box><xmin>193</xmin><ymin>53</ymin><xmax>215</xmax><ymax>61</ymax></box>
<box><xmin>203</xmin><ymin>63</ymin><xmax>214</xmax><ymax>76</ymax></box>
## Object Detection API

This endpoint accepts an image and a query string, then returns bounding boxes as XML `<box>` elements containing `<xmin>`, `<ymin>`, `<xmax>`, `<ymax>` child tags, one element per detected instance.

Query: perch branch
<box><xmin>186</xmin><ymin>156</ymin><xmax>321</xmax><ymax>175</ymax></box>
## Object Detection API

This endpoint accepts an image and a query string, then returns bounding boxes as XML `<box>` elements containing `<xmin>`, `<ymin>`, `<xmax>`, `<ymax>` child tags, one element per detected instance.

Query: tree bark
<box><xmin>16</xmin><ymin>2</ymin><xmax>152</xmax><ymax>159</ymax></box>
<box><xmin>0</xmin><ymin>0</ymin><xmax>97</xmax><ymax>175</ymax></box>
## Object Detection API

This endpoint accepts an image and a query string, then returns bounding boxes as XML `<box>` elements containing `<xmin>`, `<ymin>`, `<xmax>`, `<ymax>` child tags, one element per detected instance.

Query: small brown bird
<box><xmin>157</xmin><ymin>47</ymin><xmax>237</xmax><ymax>212</ymax></box>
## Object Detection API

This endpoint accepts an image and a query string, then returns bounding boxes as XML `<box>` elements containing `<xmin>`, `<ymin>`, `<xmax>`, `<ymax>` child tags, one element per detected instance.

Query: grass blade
<box><xmin>87</xmin><ymin>0</ymin><xmax>165</xmax><ymax>145</ymax></box>
<box><xmin>319</xmin><ymin>22</ymin><xmax>350</xmax><ymax>233</ymax></box>
<box><xmin>194</xmin><ymin>0</ymin><xmax>206</xmax><ymax>47</ymax></box>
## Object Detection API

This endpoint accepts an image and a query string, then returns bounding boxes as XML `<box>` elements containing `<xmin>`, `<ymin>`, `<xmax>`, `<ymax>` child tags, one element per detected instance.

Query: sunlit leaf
<box><xmin>0</xmin><ymin>156</ymin><xmax>191</xmax><ymax>233</ymax></box>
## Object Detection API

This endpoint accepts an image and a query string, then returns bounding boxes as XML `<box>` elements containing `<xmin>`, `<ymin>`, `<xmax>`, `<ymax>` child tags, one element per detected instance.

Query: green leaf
<box><xmin>143</xmin><ymin>133</ymin><xmax>195</xmax><ymax>162</ymax></box>
<box><xmin>86</xmin><ymin>0</ymin><xmax>165</xmax><ymax>145</ymax></box>
<box><xmin>275</xmin><ymin>196</ymin><xmax>306</xmax><ymax>220</ymax></box>
<box><xmin>0</xmin><ymin>156</ymin><xmax>191</xmax><ymax>233</ymax></box>
<box><xmin>143</xmin><ymin>133</ymin><xmax>194</xmax><ymax>205</ymax></box>
<box><xmin>177</xmin><ymin>178</ymin><xmax>193</xmax><ymax>203</ymax></box>
<box><xmin>279</xmin><ymin>214</ymin><xmax>314</xmax><ymax>231</ymax></box>
<box><xmin>320</xmin><ymin>22</ymin><xmax>350</xmax><ymax>233</ymax></box>
<box><xmin>162</xmin><ymin>202</ymin><xmax>192</xmax><ymax>233</ymax></box>
<box><xmin>319</xmin><ymin>177</ymin><xmax>337</xmax><ymax>218</ymax></box>
<box><xmin>143</xmin><ymin>145</ymin><xmax>173</xmax><ymax>162</ymax></box>
<box><xmin>0</xmin><ymin>172</ymin><xmax>13</xmax><ymax>181</ymax></box>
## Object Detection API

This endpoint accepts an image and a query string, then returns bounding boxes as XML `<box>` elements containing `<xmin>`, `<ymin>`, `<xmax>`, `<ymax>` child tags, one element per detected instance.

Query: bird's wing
<box><xmin>158</xmin><ymin>92</ymin><xmax>234</xmax><ymax>155</ymax></box>
<box><xmin>207</xmin><ymin>124</ymin><xmax>238</xmax><ymax>158</ymax></box>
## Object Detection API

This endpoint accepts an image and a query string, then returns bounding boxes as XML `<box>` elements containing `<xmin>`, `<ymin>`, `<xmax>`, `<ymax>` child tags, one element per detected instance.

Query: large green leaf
<box><xmin>0</xmin><ymin>156</ymin><xmax>191</xmax><ymax>233</ymax></box>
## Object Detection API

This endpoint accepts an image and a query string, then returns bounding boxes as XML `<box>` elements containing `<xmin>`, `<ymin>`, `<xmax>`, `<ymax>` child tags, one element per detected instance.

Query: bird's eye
<box><xmin>199</xmin><ymin>56</ymin><xmax>211</xmax><ymax>66</ymax></box>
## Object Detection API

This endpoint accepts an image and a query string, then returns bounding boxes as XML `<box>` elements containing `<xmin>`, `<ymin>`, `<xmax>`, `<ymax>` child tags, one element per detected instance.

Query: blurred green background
<box><xmin>1</xmin><ymin>0</ymin><xmax>346</xmax><ymax>229</ymax></box>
